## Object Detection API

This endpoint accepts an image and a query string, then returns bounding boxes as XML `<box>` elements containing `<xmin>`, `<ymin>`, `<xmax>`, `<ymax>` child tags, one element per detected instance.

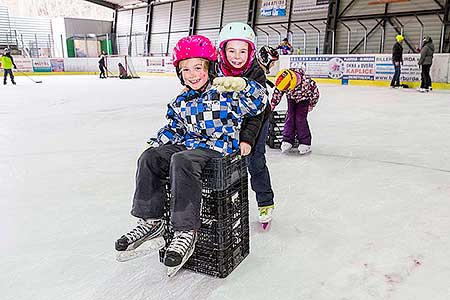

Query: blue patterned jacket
<box><xmin>150</xmin><ymin>80</ymin><xmax>268</xmax><ymax>156</ymax></box>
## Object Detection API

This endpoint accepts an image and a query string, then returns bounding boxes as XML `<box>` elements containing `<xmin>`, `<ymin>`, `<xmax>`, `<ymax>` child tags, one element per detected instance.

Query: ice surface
<box><xmin>1</xmin><ymin>75</ymin><xmax>450</xmax><ymax>300</ymax></box>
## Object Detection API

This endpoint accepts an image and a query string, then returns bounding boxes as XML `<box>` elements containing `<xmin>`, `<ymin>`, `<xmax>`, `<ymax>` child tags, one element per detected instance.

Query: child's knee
<box><xmin>138</xmin><ymin>147</ymin><xmax>160</xmax><ymax>166</ymax></box>
<box><xmin>170</xmin><ymin>151</ymin><xmax>192</xmax><ymax>169</ymax></box>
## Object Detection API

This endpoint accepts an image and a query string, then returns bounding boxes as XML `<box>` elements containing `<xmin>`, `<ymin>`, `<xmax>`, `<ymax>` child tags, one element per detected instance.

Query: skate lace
<box><xmin>125</xmin><ymin>219</ymin><xmax>159</xmax><ymax>242</ymax></box>
<box><xmin>167</xmin><ymin>231</ymin><xmax>195</xmax><ymax>255</ymax></box>
<box><xmin>259</xmin><ymin>205</ymin><xmax>274</xmax><ymax>217</ymax></box>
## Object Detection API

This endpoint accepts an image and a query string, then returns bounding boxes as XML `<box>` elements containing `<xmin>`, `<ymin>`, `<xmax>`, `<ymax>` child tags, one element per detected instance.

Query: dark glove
<box><xmin>147</xmin><ymin>138</ymin><xmax>160</xmax><ymax>148</ymax></box>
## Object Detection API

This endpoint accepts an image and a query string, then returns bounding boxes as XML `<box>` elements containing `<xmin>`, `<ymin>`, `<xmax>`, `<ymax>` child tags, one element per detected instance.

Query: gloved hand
<box><xmin>213</xmin><ymin>77</ymin><xmax>247</xmax><ymax>93</ymax></box>
<box><xmin>147</xmin><ymin>138</ymin><xmax>160</xmax><ymax>148</ymax></box>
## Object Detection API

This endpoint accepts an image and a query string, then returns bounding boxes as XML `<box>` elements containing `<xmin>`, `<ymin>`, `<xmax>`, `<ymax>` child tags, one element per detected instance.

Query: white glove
<box><xmin>213</xmin><ymin>77</ymin><xmax>247</xmax><ymax>93</ymax></box>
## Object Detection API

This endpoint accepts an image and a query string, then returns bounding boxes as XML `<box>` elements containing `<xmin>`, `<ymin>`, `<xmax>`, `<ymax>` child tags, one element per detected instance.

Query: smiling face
<box><xmin>224</xmin><ymin>40</ymin><xmax>249</xmax><ymax>69</ymax></box>
<box><xmin>179</xmin><ymin>58</ymin><xmax>209</xmax><ymax>90</ymax></box>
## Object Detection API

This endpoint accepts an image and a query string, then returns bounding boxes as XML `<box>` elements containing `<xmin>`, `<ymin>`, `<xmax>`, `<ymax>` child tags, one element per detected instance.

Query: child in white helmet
<box><xmin>217</xmin><ymin>22</ymin><xmax>276</xmax><ymax>229</ymax></box>
<box><xmin>114</xmin><ymin>35</ymin><xmax>268</xmax><ymax>276</ymax></box>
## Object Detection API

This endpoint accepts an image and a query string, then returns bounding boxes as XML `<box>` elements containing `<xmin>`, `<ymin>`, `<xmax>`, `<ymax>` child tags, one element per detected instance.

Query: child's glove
<box><xmin>213</xmin><ymin>77</ymin><xmax>247</xmax><ymax>93</ymax></box>
<box><xmin>147</xmin><ymin>138</ymin><xmax>160</xmax><ymax>148</ymax></box>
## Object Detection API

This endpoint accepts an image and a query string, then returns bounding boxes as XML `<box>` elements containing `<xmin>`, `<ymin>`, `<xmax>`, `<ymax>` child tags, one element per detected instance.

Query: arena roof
<box><xmin>83</xmin><ymin>0</ymin><xmax>148</xmax><ymax>10</ymax></box>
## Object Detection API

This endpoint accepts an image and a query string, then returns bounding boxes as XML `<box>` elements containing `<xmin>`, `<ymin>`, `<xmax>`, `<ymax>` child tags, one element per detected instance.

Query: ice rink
<box><xmin>1</xmin><ymin>75</ymin><xmax>450</xmax><ymax>300</ymax></box>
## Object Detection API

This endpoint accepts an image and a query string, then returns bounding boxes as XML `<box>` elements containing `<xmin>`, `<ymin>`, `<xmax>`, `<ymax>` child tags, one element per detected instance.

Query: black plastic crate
<box><xmin>201</xmin><ymin>152</ymin><xmax>247</xmax><ymax>191</ymax></box>
<box><xmin>183</xmin><ymin>235</ymin><xmax>250</xmax><ymax>278</ymax></box>
<box><xmin>195</xmin><ymin>212</ymin><xmax>249</xmax><ymax>251</ymax></box>
<box><xmin>267</xmin><ymin>110</ymin><xmax>286</xmax><ymax>149</ymax></box>
<box><xmin>200</xmin><ymin>179</ymin><xmax>248</xmax><ymax>221</ymax></box>
<box><xmin>269</xmin><ymin>110</ymin><xmax>287</xmax><ymax>124</ymax></box>
<box><xmin>159</xmin><ymin>167</ymin><xmax>249</xmax><ymax>277</ymax></box>
<box><xmin>267</xmin><ymin>110</ymin><xmax>299</xmax><ymax>149</ymax></box>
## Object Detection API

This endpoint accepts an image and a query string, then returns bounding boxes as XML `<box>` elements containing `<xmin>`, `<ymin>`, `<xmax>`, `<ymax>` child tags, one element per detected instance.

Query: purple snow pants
<box><xmin>283</xmin><ymin>99</ymin><xmax>311</xmax><ymax>146</ymax></box>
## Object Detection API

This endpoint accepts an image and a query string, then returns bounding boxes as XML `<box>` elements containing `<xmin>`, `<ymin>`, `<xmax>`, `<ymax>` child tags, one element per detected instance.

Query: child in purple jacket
<box><xmin>271</xmin><ymin>68</ymin><xmax>319</xmax><ymax>154</ymax></box>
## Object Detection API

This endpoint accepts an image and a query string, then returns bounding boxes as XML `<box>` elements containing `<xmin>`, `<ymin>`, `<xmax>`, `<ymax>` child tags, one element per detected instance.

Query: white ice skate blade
<box><xmin>298</xmin><ymin>149</ymin><xmax>311</xmax><ymax>155</ymax></box>
<box><xmin>166</xmin><ymin>246</ymin><xmax>195</xmax><ymax>277</ymax></box>
<box><xmin>116</xmin><ymin>236</ymin><xmax>165</xmax><ymax>262</ymax></box>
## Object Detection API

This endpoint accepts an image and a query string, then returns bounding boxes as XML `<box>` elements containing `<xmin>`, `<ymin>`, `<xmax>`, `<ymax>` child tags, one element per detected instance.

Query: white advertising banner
<box><xmin>292</xmin><ymin>0</ymin><xmax>328</xmax><ymax>13</ymax></box>
<box><xmin>290</xmin><ymin>54</ymin><xmax>422</xmax><ymax>82</ymax></box>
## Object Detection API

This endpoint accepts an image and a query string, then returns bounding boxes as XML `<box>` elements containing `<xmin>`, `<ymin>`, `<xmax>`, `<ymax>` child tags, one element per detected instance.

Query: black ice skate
<box><xmin>115</xmin><ymin>218</ymin><xmax>165</xmax><ymax>262</ymax></box>
<box><xmin>164</xmin><ymin>230</ymin><xmax>197</xmax><ymax>277</ymax></box>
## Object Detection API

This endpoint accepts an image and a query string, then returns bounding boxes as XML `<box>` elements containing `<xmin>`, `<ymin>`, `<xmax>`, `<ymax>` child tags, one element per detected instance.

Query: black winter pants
<box><xmin>390</xmin><ymin>64</ymin><xmax>401</xmax><ymax>87</ymax></box>
<box><xmin>131</xmin><ymin>144</ymin><xmax>221</xmax><ymax>231</ymax></box>
<box><xmin>247</xmin><ymin>118</ymin><xmax>274</xmax><ymax>207</ymax></box>
<box><xmin>99</xmin><ymin>64</ymin><xmax>106</xmax><ymax>78</ymax></box>
<box><xmin>420</xmin><ymin>64</ymin><xmax>432</xmax><ymax>89</ymax></box>
<box><xmin>3</xmin><ymin>69</ymin><xmax>15</xmax><ymax>84</ymax></box>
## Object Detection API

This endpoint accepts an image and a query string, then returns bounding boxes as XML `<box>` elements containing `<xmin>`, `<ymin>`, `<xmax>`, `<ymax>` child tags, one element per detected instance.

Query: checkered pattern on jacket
<box><xmin>271</xmin><ymin>68</ymin><xmax>320</xmax><ymax>109</ymax></box>
<box><xmin>149</xmin><ymin>80</ymin><xmax>268</xmax><ymax>156</ymax></box>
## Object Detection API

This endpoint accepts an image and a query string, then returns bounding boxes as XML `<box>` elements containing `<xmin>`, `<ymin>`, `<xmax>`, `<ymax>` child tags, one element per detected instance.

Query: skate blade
<box><xmin>116</xmin><ymin>237</ymin><xmax>165</xmax><ymax>262</ymax></box>
<box><xmin>166</xmin><ymin>245</ymin><xmax>195</xmax><ymax>277</ymax></box>
<box><xmin>298</xmin><ymin>149</ymin><xmax>312</xmax><ymax>155</ymax></box>
<box><xmin>167</xmin><ymin>265</ymin><xmax>183</xmax><ymax>277</ymax></box>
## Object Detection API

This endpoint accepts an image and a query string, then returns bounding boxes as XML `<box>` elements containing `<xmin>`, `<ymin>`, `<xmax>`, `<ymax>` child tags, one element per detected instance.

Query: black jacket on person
<box><xmin>392</xmin><ymin>42</ymin><xmax>403</xmax><ymax>63</ymax></box>
<box><xmin>240</xmin><ymin>59</ymin><xmax>272</xmax><ymax>148</ymax></box>
<box><xmin>98</xmin><ymin>55</ymin><xmax>106</xmax><ymax>66</ymax></box>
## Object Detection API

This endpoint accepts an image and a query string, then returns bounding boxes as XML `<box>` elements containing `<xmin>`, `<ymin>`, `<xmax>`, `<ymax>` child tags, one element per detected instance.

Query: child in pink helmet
<box><xmin>217</xmin><ymin>22</ymin><xmax>276</xmax><ymax>229</ymax></box>
<box><xmin>115</xmin><ymin>35</ymin><xmax>268</xmax><ymax>276</ymax></box>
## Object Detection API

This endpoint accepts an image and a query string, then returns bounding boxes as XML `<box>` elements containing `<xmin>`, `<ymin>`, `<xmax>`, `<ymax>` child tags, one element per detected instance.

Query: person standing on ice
<box><xmin>390</xmin><ymin>35</ymin><xmax>404</xmax><ymax>88</ymax></box>
<box><xmin>98</xmin><ymin>51</ymin><xmax>106</xmax><ymax>79</ymax></box>
<box><xmin>217</xmin><ymin>22</ymin><xmax>277</xmax><ymax>230</ymax></box>
<box><xmin>276</xmin><ymin>38</ymin><xmax>294</xmax><ymax>55</ymax></box>
<box><xmin>418</xmin><ymin>36</ymin><xmax>434</xmax><ymax>92</ymax></box>
<box><xmin>114</xmin><ymin>35</ymin><xmax>267</xmax><ymax>276</ymax></box>
<box><xmin>271</xmin><ymin>68</ymin><xmax>319</xmax><ymax>155</ymax></box>
<box><xmin>2</xmin><ymin>48</ymin><xmax>17</xmax><ymax>85</ymax></box>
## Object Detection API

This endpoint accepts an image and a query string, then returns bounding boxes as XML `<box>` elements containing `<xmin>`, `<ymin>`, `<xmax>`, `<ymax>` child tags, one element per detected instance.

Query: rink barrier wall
<box><xmin>5</xmin><ymin>54</ymin><xmax>450</xmax><ymax>89</ymax></box>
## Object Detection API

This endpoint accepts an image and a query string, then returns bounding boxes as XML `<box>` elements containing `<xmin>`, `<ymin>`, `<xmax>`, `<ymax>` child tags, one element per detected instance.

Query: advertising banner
<box><xmin>50</xmin><ymin>58</ymin><xmax>65</xmax><ymax>72</ymax></box>
<box><xmin>292</xmin><ymin>0</ymin><xmax>328</xmax><ymax>13</ymax></box>
<box><xmin>162</xmin><ymin>57</ymin><xmax>175</xmax><ymax>73</ymax></box>
<box><xmin>146</xmin><ymin>57</ymin><xmax>165</xmax><ymax>73</ymax></box>
<box><xmin>374</xmin><ymin>54</ymin><xmax>421</xmax><ymax>82</ymax></box>
<box><xmin>260</xmin><ymin>0</ymin><xmax>287</xmax><ymax>16</ymax></box>
<box><xmin>290</xmin><ymin>55</ymin><xmax>375</xmax><ymax>80</ymax></box>
<box><xmin>290</xmin><ymin>54</ymin><xmax>422</xmax><ymax>82</ymax></box>
<box><xmin>146</xmin><ymin>57</ymin><xmax>175</xmax><ymax>73</ymax></box>
<box><xmin>32</xmin><ymin>58</ymin><xmax>52</xmax><ymax>72</ymax></box>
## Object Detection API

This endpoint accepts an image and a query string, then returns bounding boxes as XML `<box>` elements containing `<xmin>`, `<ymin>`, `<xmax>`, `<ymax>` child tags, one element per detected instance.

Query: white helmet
<box><xmin>218</xmin><ymin>22</ymin><xmax>256</xmax><ymax>50</ymax></box>
<box><xmin>218</xmin><ymin>22</ymin><xmax>257</xmax><ymax>75</ymax></box>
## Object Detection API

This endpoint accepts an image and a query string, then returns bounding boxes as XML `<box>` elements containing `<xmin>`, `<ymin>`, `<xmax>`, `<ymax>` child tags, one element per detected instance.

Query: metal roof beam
<box><xmin>340</xmin><ymin>9</ymin><xmax>443</xmax><ymax>21</ymax></box>
<box><xmin>83</xmin><ymin>0</ymin><xmax>118</xmax><ymax>10</ymax></box>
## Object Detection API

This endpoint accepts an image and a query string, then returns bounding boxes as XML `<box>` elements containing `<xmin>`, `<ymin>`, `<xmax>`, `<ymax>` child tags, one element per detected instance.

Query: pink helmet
<box><xmin>172</xmin><ymin>35</ymin><xmax>218</xmax><ymax>68</ymax></box>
